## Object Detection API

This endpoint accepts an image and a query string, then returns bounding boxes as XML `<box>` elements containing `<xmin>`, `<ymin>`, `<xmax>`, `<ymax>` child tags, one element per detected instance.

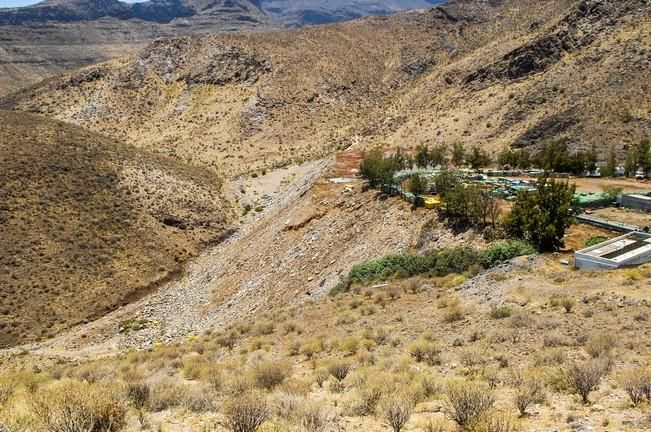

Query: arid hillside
<box><xmin>0</xmin><ymin>110</ymin><xmax>234</xmax><ymax>347</ymax></box>
<box><xmin>3</xmin><ymin>0</ymin><xmax>649</xmax><ymax>175</ymax></box>
<box><xmin>2</xmin><ymin>0</ymin><xmax>582</xmax><ymax>177</ymax></box>
<box><xmin>260</xmin><ymin>0</ymin><xmax>443</xmax><ymax>26</ymax></box>
<box><xmin>2</xmin><ymin>243</ymin><xmax>651</xmax><ymax>431</ymax></box>
<box><xmin>382</xmin><ymin>0</ymin><xmax>651</xmax><ymax>158</ymax></box>
<box><xmin>0</xmin><ymin>0</ymin><xmax>446</xmax><ymax>96</ymax></box>
<box><xmin>0</xmin><ymin>0</ymin><xmax>275</xmax><ymax>96</ymax></box>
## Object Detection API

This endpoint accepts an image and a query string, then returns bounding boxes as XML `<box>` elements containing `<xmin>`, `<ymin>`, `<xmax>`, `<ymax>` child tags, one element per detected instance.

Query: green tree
<box><xmin>567</xmin><ymin>151</ymin><xmax>587</xmax><ymax>175</ymax></box>
<box><xmin>452</xmin><ymin>141</ymin><xmax>465</xmax><ymax>167</ymax></box>
<box><xmin>409</xmin><ymin>174</ymin><xmax>427</xmax><ymax>207</ymax></box>
<box><xmin>625</xmin><ymin>146</ymin><xmax>638</xmax><ymax>177</ymax></box>
<box><xmin>536</xmin><ymin>141</ymin><xmax>596</xmax><ymax>174</ymax></box>
<box><xmin>470</xmin><ymin>189</ymin><xmax>500</xmax><ymax>226</ymax></box>
<box><xmin>415</xmin><ymin>145</ymin><xmax>432</xmax><ymax>169</ymax></box>
<box><xmin>431</xmin><ymin>144</ymin><xmax>448</xmax><ymax>167</ymax></box>
<box><xmin>409</xmin><ymin>174</ymin><xmax>427</xmax><ymax>196</ymax></box>
<box><xmin>602</xmin><ymin>186</ymin><xmax>622</xmax><ymax>202</ymax></box>
<box><xmin>516</xmin><ymin>149</ymin><xmax>532</xmax><ymax>169</ymax></box>
<box><xmin>445</xmin><ymin>184</ymin><xmax>474</xmax><ymax>221</ymax></box>
<box><xmin>499</xmin><ymin>147</ymin><xmax>531</xmax><ymax>169</ymax></box>
<box><xmin>360</xmin><ymin>148</ymin><xmax>397</xmax><ymax>188</ymax></box>
<box><xmin>586</xmin><ymin>143</ymin><xmax>598</xmax><ymax>174</ymax></box>
<box><xmin>433</xmin><ymin>170</ymin><xmax>460</xmax><ymax>197</ymax></box>
<box><xmin>537</xmin><ymin>141</ymin><xmax>568</xmax><ymax>172</ymax></box>
<box><xmin>498</xmin><ymin>147</ymin><xmax>512</xmax><ymax>168</ymax></box>
<box><xmin>392</xmin><ymin>148</ymin><xmax>412</xmax><ymax>170</ymax></box>
<box><xmin>505</xmin><ymin>176</ymin><xmax>576</xmax><ymax>252</ymax></box>
<box><xmin>636</xmin><ymin>138</ymin><xmax>651</xmax><ymax>177</ymax></box>
<box><xmin>601</xmin><ymin>145</ymin><xmax>617</xmax><ymax>177</ymax></box>
<box><xmin>467</xmin><ymin>145</ymin><xmax>492</xmax><ymax>170</ymax></box>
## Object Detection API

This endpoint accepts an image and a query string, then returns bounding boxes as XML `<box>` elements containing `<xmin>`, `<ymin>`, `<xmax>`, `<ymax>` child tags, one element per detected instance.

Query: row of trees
<box><xmin>391</xmin><ymin>143</ymin><xmax>495</xmax><ymax>171</ymax></box>
<box><xmin>361</xmin><ymin>148</ymin><xmax>577</xmax><ymax>252</ymax></box>
<box><xmin>535</xmin><ymin>139</ymin><xmax>651</xmax><ymax>177</ymax></box>
<box><xmin>367</xmin><ymin>138</ymin><xmax>651</xmax><ymax>176</ymax></box>
<box><xmin>534</xmin><ymin>141</ymin><xmax>598</xmax><ymax>175</ymax></box>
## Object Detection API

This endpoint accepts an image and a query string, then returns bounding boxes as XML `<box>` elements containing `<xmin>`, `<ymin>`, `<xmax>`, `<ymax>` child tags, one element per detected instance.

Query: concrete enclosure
<box><xmin>575</xmin><ymin>232</ymin><xmax>651</xmax><ymax>270</ymax></box>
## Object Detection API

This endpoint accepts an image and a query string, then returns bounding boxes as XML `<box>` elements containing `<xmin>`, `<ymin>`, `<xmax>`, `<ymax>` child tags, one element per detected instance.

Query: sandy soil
<box><xmin>591</xmin><ymin>207</ymin><xmax>651</xmax><ymax>229</ymax></box>
<box><xmin>569</xmin><ymin>177</ymin><xmax>651</xmax><ymax>193</ymax></box>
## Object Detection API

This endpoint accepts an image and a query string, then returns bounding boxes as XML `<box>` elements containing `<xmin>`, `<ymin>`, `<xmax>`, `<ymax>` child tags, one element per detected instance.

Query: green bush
<box><xmin>432</xmin><ymin>247</ymin><xmax>479</xmax><ymax>276</ymax></box>
<box><xmin>332</xmin><ymin>242</ymin><xmax>534</xmax><ymax>295</ymax></box>
<box><xmin>360</xmin><ymin>148</ymin><xmax>397</xmax><ymax>188</ymax></box>
<box><xmin>348</xmin><ymin>254</ymin><xmax>431</xmax><ymax>285</ymax></box>
<box><xmin>489</xmin><ymin>305</ymin><xmax>512</xmax><ymax>320</ymax></box>
<box><xmin>479</xmin><ymin>241</ymin><xmax>535</xmax><ymax>267</ymax></box>
<box><xmin>585</xmin><ymin>236</ymin><xmax>607</xmax><ymax>248</ymax></box>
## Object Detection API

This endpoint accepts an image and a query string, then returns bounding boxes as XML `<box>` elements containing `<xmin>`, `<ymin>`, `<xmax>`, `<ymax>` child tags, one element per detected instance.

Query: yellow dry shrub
<box><xmin>443</xmin><ymin>275</ymin><xmax>467</xmax><ymax>288</ymax></box>
<box><xmin>624</xmin><ymin>268</ymin><xmax>643</xmax><ymax>281</ymax></box>
<box><xmin>30</xmin><ymin>380</ymin><xmax>126</xmax><ymax>432</ymax></box>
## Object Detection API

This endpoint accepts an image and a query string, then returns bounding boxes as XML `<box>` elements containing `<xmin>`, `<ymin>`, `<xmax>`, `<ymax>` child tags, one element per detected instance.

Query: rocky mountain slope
<box><xmin>0</xmin><ymin>0</ymin><xmax>274</xmax><ymax>96</ymax></box>
<box><xmin>4</xmin><ymin>0</ymin><xmax>649</xmax><ymax>173</ymax></box>
<box><xmin>0</xmin><ymin>0</ymin><xmax>446</xmax><ymax>96</ymax></box>
<box><xmin>0</xmin><ymin>110</ymin><xmax>234</xmax><ymax>347</ymax></box>
<box><xmin>383</xmin><ymin>0</ymin><xmax>650</xmax><ymax>156</ymax></box>
<box><xmin>0</xmin><ymin>0</ymin><xmax>267</xmax><ymax>25</ymax></box>
<box><xmin>260</xmin><ymin>0</ymin><xmax>443</xmax><ymax>26</ymax></box>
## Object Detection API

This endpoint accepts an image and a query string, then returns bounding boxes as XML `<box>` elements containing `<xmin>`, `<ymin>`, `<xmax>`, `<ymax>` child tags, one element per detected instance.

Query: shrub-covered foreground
<box><xmin>1</xmin><ymin>260</ymin><xmax>650</xmax><ymax>431</ymax></box>
<box><xmin>333</xmin><ymin>241</ymin><xmax>535</xmax><ymax>294</ymax></box>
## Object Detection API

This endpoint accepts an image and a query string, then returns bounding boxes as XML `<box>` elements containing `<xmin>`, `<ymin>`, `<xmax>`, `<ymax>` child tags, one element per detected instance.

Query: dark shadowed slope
<box><xmin>0</xmin><ymin>110</ymin><xmax>234</xmax><ymax>347</ymax></box>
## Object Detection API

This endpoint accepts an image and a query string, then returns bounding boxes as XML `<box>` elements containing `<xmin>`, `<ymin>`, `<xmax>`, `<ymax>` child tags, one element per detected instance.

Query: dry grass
<box><xmin>510</xmin><ymin>369</ymin><xmax>546</xmax><ymax>417</ymax></box>
<box><xmin>409</xmin><ymin>340</ymin><xmax>442</xmax><ymax>366</ymax></box>
<box><xmin>0</xmin><ymin>110</ymin><xmax>233</xmax><ymax>347</ymax></box>
<box><xmin>253</xmin><ymin>361</ymin><xmax>291</xmax><ymax>390</ymax></box>
<box><xmin>444</xmin><ymin>380</ymin><xmax>495</xmax><ymax>427</ymax></box>
<box><xmin>564</xmin><ymin>359</ymin><xmax>609</xmax><ymax>404</ymax></box>
<box><xmin>1</xmin><ymin>255</ymin><xmax>651</xmax><ymax>430</ymax></box>
<box><xmin>224</xmin><ymin>391</ymin><xmax>269</xmax><ymax>432</ymax></box>
<box><xmin>584</xmin><ymin>332</ymin><xmax>617</xmax><ymax>359</ymax></box>
<box><xmin>619</xmin><ymin>368</ymin><xmax>651</xmax><ymax>407</ymax></box>
<box><xmin>31</xmin><ymin>380</ymin><xmax>126</xmax><ymax>432</ymax></box>
<box><xmin>382</xmin><ymin>392</ymin><xmax>414</xmax><ymax>432</ymax></box>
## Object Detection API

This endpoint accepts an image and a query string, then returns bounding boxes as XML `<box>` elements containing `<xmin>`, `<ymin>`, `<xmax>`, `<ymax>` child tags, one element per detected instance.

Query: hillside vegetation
<box><xmin>2</xmin><ymin>0</ymin><xmax>648</xmax><ymax>177</ymax></box>
<box><xmin>1</xmin><ymin>253</ymin><xmax>651</xmax><ymax>431</ymax></box>
<box><xmin>0</xmin><ymin>110</ymin><xmax>234</xmax><ymax>347</ymax></box>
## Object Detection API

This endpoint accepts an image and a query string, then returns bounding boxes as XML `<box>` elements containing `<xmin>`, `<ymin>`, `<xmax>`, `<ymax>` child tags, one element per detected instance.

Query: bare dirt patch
<box><xmin>591</xmin><ymin>207</ymin><xmax>651</xmax><ymax>230</ymax></box>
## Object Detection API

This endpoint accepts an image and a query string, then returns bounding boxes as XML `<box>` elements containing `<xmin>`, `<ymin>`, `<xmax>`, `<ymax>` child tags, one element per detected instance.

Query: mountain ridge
<box><xmin>0</xmin><ymin>0</ymin><xmax>451</xmax><ymax>96</ymax></box>
<box><xmin>0</xmin><ymin>0</ymin><xmax>265</xmax><ymax>25</ymax></box>
<box><xmin>3</xmin><ymin>0</ymin><xmax>648</xmax><ymax>174</ymax></box>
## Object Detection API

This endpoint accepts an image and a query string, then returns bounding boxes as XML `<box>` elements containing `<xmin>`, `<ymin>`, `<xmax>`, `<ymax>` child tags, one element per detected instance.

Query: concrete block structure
<box><xmin>575</xmin><ymin>232</ymin><xmax>651</xmax><ymax>270</ymax></box>
<box><xmin>620</xmin><ymin>193</ymin><xmax>651</xmax><ymax>211</ymax></box>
